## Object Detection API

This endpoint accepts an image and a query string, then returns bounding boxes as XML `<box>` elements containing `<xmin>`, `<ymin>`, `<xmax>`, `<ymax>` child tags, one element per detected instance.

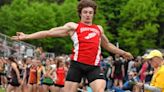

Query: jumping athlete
<box><xmin>12</xmin><ymin>0</ymin><xmax>133</xmax><ymax>92</ymax></box>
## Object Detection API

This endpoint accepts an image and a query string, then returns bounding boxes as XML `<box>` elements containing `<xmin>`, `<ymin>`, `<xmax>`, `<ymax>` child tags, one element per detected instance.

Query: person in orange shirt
<box><xmin>28</xmin><ymin>59</ymin><xmax>37</xmax><ymax>92</ymax></box>
<box><xmin>136</xmin><ymin>50</ymin><xmax>164</xmax><ymax>92</ymax></box>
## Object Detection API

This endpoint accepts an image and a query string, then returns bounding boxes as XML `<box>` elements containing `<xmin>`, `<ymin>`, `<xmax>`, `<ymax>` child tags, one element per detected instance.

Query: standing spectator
<box><xmin>24</xmin><ymin>57</ymin><xmax>32</xmax><ymax>92</ymax></box>
<box><xmin>42</xmin><ymin>59</ymin><xmax>56</xmax><ymax>92</ymax></box>
<box><xmin>6</xmin><ymin>56</ymin><xmax>22</xmax><ymax>92</ymax></box>
<box><xmin>28</xmin><ymin>59</ymin><xmax>37</xmax><ymax>92</ymax></box>
<box><xmin>138</xmin><ymin>56</ymin><xmax>152</xmax><ymax>83</ymax></box>
<box><xmin>128</xmin><ymin>59</ymin><xmax>135</xmax><ymax>74</ymax></box>
<box><xmin>111</xmin><ymin>54</ymin><xmax>125</xmax><ymax>88</ymax></box>
<box><xmin>36</xmin><ymin>59</ymin><xmax>44</xmax><ymax>92</ymax></box>
<box><xmin>144</xmin><ymin>61</ymin><xmax>153</xmax><ymax>83</ymax></box>
<box><xmin>0</xmin><ymin>57</ymin><xmax>7</xmax><ymax>89</ymax></box>
<box><xmin>105</xmin><ymin>56</ymin><xmax>113</xmax><ymax>91</ymax></box>
<box><xmin>55</xmin><ymin>56</ymin><xmax>68</xmax><ymax>92</ymax></box>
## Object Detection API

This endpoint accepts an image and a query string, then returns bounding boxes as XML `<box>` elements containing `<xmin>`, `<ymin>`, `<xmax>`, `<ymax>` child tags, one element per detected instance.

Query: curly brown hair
<box><xmin>77</xmin><ymin>0</ymin><xmax>97</xmax><ymax>18</ymax></box>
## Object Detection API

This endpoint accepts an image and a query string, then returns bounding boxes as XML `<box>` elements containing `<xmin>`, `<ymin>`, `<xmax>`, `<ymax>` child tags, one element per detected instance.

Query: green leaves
<box><xmin>96</xmin><ymin>0</ymin><xmax>163</xmax><ymax>56</ymax></box>
<box><xmin>118</xmin><ymin>0</ymin><xmax>160</xmax><ymax>55</ymax></box>
<box><xmin>0</xmin><ymin>0</ymin><xmax>163</xmax><ymax>56</ymax></box>
<box><xmin>0</xmin><ymin>0</ymin><xmax>76</xmax><ymax>54</ymax></box>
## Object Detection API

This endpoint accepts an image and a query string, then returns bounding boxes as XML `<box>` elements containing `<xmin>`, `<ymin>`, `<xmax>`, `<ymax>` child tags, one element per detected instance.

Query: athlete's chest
<box><xmin>77</xmin><ymin>26</ymin><xmax>101</xmax><ymax>40</ymax></box>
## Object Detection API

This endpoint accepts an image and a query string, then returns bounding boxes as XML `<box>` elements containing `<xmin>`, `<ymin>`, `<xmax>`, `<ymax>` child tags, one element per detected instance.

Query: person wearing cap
<box><xmin>135</xmin><ymin>50</ymin><xmax>164</xmax><ymax>92</ymax></box>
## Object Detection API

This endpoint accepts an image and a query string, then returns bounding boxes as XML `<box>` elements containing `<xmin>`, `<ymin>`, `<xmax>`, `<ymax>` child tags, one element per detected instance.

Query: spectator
<box><xmin>136</xmin><ymin>50</ymin><xmax>164</xmax><ymax>92</ymax></box>
<box><xmin>111</xmin><ymin>54</ymin><xmax>125</xmax><ymax>88</ymax></box>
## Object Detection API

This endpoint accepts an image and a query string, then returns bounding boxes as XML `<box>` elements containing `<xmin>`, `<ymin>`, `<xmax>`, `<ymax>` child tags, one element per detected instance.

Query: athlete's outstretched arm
<box><xmin>11</xmin><ymin>22</ymin><xmax>75</xmax><ymax>41</ymax></box>
<box><xmin>99</xmin><ymin>25</ymin><xmax>133</xmax><ymax>60</ymax></box>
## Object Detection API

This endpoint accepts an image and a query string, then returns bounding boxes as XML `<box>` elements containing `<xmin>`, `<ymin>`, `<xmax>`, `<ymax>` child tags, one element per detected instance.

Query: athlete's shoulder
<box><xmin>97</xmin><ymin>25</ymin><xmax>104</xmax><ymax>33</ymax></box>
<box><xmin>65</xmin><ymin>22</ymin><xmax>78</xmax><ymax>26</ymax></box>
<box><xmin>97</xmin><ymin>25</ymin><xmax>103</xmax><ymax>29</ymax></box>
<box><xmin>64</xmin><ymin>22</ymin><xmax>78</xmax><ymax>30</ymax></box>
<box><xmin>11</xmin><ymin>62</ymin><xmax>17</xmax><ymax>67</ymax></box>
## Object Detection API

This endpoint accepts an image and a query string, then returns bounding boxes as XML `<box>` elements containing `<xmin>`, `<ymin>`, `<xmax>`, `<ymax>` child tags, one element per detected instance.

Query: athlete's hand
<box><xmin>122</xmin><ymin>52</ymin><xmax>133</xmax><ymax>60</ymax></box>
<box><xmin>11</xmin><ymin>32</ymin><xmax>27</xmax><ymax>41</ymax></box>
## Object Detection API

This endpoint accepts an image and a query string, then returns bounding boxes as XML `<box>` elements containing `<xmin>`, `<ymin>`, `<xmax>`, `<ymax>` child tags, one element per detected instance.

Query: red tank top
<box><xmin>29</xmin><ymin>66</ymin><xmax>37</xmax><ymax>84</ymax></box>
<box><xmin>55</xmin><ymin>67</ymin><xmax>65</xmax><ymax>85</ymax></box>
<box><xmin>71</xmin><ymin>22</ymin><xmax>101</xmax><ymax>66</ymax></box>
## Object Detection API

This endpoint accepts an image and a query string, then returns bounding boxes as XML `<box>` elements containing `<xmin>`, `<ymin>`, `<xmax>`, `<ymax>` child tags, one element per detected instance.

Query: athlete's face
<box><xmin>80</xmin><ymin>7</ymin><xmax>94</xmax><ymax>24</ymax></box>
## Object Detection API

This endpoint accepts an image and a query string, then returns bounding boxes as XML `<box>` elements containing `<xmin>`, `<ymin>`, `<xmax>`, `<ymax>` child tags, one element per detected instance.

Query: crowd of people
<box><xmin>0</xmin><ymin>55</ymin><xmax>69</xmax><ymax>92</ymax></box>
<box><xmin>0</xmin><ymin>50</ymin><xmax>163</xmax><ymax>92</ymax></box>
<box><xmin>100</xmin><ymin>54</ymin><xmax>153</xmax><ymax>92</ymax></box>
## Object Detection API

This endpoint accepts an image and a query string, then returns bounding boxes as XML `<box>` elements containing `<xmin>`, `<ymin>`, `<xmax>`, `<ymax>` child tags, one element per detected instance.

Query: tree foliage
<box><xmin>97</xmin><ymin>0</ymin><xmax>162</xmax><ymax>56</ymax></box>
<box><xmin>118</xmin><ymin>0</ymin><xmax>160</xmax><ymax>55</ymax></box>
<box><xmin>0</xmin><ymin>0</ymin><xmax>163</xmax><ymax>56</ymax></box>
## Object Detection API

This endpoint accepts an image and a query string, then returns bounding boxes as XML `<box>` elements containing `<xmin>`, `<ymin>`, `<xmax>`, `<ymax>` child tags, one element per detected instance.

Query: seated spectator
<box><xmin>136</xmin><ymin>50</ymin><xmax>164</xmax><ymax>92</ymax></box>
<box><xmin>122</xmin><ymin>71</ymin><xmax>140</xmax><ymax>91</ymax></box>
<box><xmin>112</xmin><ymin>71</ymin><xmax>140</xmax><ymax>92</ymax></box>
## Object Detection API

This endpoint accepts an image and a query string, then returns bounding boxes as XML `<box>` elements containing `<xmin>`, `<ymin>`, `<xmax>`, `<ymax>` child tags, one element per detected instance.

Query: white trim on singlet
<box><xmin>95</xmin><ymin>39</ymin><xmax>101</xmax><ymax>65</ymax></box>
<box><xmin>71</xmin><ymin>32</ymin><xmax>79</xmax><ymax>61</ymax></box>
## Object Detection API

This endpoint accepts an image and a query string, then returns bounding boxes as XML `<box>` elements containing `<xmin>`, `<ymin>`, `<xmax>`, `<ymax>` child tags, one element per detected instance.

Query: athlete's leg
<box><xmin>90</xmin><ymin>79</ymin><xmax>106</xmax><ymax>92</ymax></box>
<box><xmin>6</xmin><ymin>84</ymin><xmax>15</xmax><ymax>92</ymax></box>
<box><xmin>32</xmin><ymin>84</ymin><xmax>37</xmax><ymax>92</ymax></box>
<box><xmin>118</xmin><ymin>79</ymin><xmax>123</xmax><ymax>88</ymax></box>
<box><xmin>86</xmin><ymin>65</ymin><xmax>106</xmax><ymax>92</ymax></box>
<box><xmin>27</xmin><ymin>84</ymin><xmax>33</xmax><ymax>92</ymax></box>
<box><xmin>49</xmin><ymin>85</ymin><xmax>56</xmax><ymax>92</ymax></box>
<box><xmin>60</xmin><ymin>87</ymin><xmax>64</xmax><ymax>92</ymax></box>
<box><xmin>2</xmin><ymin>75</ymin><xmax>7</xmax><ymax>88</ymax></box>
<box><xmin>55</xmin><ymin>86</ymin><xmax>60</xmax><ymax>92</ymax></box>
<box><xmin>42</xmin><ymin>84</ymin><xmax>48</xmax><ymax>92</ymax></box>
<box><xmin>64</xmin><ymin>81</ymin><xmax>79</xmax><ymax>92</ymax></box>
<box><xmin>15</xmin><ymin>86</ymin><xmax>21</xmax><ymax>92</ymax></box>
<box><xmin>38</xmin><ymin>84</ymin><xmax>43</xmax><ymax>92</ymax></box>
<box><xmin>64</xmin><ymin>61</ymin><xmax>83</xmax><ymax>92</ymax></box>
<box><xmin>23</xmin><ymin>81</ymin><xmax>28</xmax><ymax>92</ymax></box>
<box><xmin>114</xmin><ymin>79</ymin><xmax>118</xmax><ymax>87</ymax></box>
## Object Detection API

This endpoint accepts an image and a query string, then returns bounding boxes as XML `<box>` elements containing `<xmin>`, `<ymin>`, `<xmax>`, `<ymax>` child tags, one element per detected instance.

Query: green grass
<box><xmin>0</xmin><ymin>88</ymin><xmax>5</xmax><ymax>92</ymax></box>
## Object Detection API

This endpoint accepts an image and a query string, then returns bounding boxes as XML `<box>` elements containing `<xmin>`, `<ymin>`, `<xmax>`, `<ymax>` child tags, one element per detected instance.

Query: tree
<box><xmin>0</xmin><ymin>0</ymin><xmax>12</xmax><ymax>7</ymax></box>
<box><xmin>118</xmin><ymin>0</ymin><xmax>160</xmax><ymax>55</ymax></box>
<box><xmin>0</xmin><ymin>0</ymin><xmax>78</xmax><ymax>54</ymax></box>
<box><xmin>96</xmin><ymin>0</ymin><xmax>129</xmax><ymax>57</ymax></box>
<box><xmin>0</xmin><ymin>0</ymin><xmax>163</xmax><ymax>56</ymax></box>
<box><xmin>0</xmin><ymin>0</ymin><xmax>58</xmax><ymax>51</ymax></box>
<box><xmin>156</xmin><ymin>0</ymin><xmax>164</xmax><ymax>48</ymax></box>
